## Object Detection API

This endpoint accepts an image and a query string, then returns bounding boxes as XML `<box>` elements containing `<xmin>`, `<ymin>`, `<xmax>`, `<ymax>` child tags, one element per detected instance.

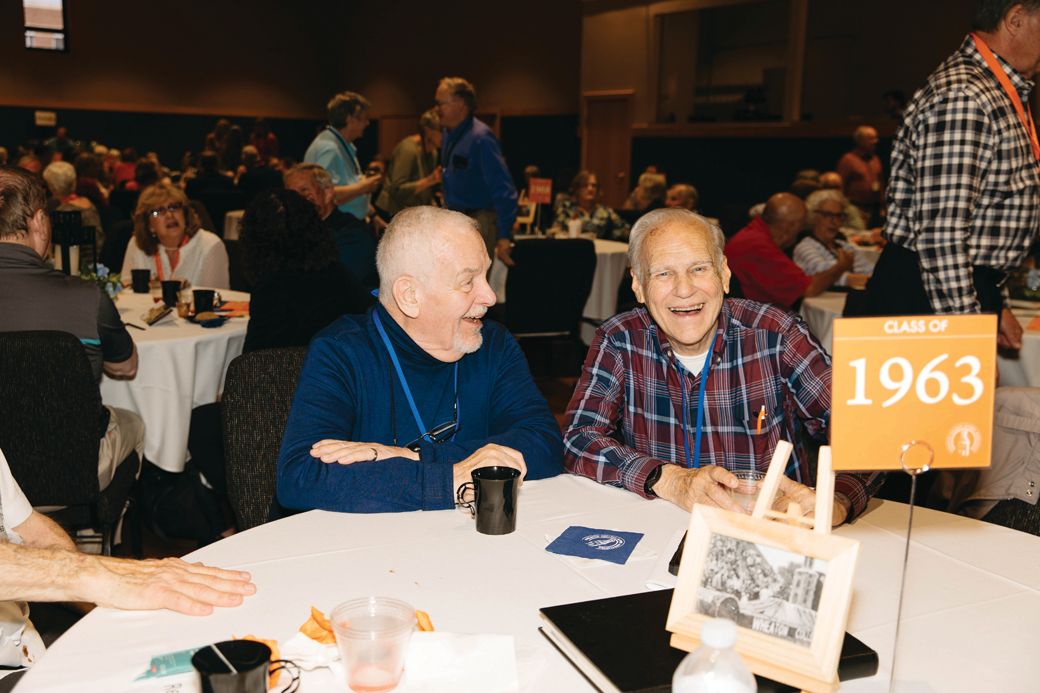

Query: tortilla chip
<box><xmin>415</xmin><ymin>609</ymin><xmax>434</xmax><ymax>632</ymax></box>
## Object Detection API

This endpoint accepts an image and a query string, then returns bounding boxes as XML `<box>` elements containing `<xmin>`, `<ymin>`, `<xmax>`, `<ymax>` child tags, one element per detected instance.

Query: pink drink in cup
<box><xmin>332</xmin><ymin>597</ymin><xmax>415</xmax><ymax>693</ymax></box>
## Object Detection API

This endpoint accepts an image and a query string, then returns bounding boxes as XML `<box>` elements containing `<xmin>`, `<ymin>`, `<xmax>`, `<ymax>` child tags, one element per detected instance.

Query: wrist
<box><xmin>644</xmin><ymin>464</ymin><xmax>664</xmax><ymax>497</ymax></box>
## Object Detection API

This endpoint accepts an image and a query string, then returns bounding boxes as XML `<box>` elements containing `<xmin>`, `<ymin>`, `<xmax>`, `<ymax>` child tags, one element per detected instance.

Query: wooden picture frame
<box><xmin>666</xmin><ymin>503</ymin><xmax>859</xmax><ymax>692</ymax></box>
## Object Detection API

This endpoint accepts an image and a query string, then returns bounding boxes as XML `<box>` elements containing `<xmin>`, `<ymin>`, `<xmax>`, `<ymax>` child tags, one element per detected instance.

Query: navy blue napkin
<box><xmin>545</xmin><ymin>525</ymin><xmax>644</xmax><ymax>565</ymax></box>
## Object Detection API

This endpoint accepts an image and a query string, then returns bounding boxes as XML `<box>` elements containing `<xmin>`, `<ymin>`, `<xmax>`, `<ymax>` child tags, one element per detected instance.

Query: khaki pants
<box><xmin>97</xmin><ymin>406</ymin><xmax>144</xmax><ymax>489</ymax></box>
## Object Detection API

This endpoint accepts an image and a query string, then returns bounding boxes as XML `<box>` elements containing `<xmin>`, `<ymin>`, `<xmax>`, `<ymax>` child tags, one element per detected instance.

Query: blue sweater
<box><xmin>276</xmin><ymin>304</ymin><xmax>563</xmax><ymax>513</ymax></box>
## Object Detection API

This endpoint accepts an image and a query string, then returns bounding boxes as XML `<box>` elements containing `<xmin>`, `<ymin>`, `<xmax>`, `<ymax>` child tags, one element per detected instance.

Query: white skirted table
<box><xmin>99</xmin><ymin>288</ymin><xmax>249</xmax><ymax>472</ymax></box>
<box><xmin>18</xmin><ymin>475</ymin><xmax>1040</xmax><ymax>692</ymax></box>
<box><xmin>799</xmin><ymin>292</ymin><xmax>1040</xmax><ymax>387</ymax></box>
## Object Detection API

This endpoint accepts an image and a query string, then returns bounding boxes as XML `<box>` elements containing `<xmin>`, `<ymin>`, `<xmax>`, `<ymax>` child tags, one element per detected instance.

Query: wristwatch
<box><xmin>644</xmin><ymin>464</ymin><xmax>663</xmax><ymax>497</ymax></box>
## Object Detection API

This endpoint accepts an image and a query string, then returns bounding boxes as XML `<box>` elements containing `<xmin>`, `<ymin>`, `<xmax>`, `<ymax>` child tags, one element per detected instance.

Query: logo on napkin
<box><xmin>545</xmin><ymin>525</ymin><xmax>644</xmax><ymax>565</ymax></box>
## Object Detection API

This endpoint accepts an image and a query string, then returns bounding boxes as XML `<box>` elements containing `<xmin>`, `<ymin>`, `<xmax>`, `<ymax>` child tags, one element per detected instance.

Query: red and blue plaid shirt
<box><xmin>563</xmin><ymin>299</ymin><xmax>882</xmax><ymax>521</ymax></box>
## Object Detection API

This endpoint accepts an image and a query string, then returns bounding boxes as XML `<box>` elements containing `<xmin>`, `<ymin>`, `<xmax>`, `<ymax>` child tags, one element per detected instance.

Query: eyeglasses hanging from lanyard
<box><xmin>374</xmin><ymin>310</ymin><xmax>460</xmax><ymax>452</ymax></box>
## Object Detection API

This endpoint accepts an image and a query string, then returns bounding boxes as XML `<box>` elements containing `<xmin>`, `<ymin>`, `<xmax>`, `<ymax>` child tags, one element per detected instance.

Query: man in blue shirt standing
<box><xmin>303</xmin><ymin>91</ymin><xmax>383</xmax><ymax>222</ymax></box>
<box><xmin>276</xmin><ymin>206</ymin><xmax>562</xmax><ymax>513</ymax></box>
<box><xmin>435</xmin><ymin>77</ymin><xmax>519</xmax><ymax>266</ymax></box>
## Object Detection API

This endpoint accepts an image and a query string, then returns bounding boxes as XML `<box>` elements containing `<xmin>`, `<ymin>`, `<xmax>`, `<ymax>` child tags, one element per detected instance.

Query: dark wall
<box><xmin>632</xmin><ymin>134</ymin><xmax>892</xmax><ymax>236</ymax></box>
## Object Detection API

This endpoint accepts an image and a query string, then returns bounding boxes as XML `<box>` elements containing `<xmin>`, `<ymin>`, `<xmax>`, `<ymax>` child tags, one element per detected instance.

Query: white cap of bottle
<box><xmin>700</xmin><ymin>618</ymin><xmax>738</xmax><ymax>649</ymax></box>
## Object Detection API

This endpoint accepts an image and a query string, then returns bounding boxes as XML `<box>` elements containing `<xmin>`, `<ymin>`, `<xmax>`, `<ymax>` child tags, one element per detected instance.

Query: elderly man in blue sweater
<box><xmin>276</xmin><ymin>206</ymin><xmax>562</xmax><ymax>513</ymax></box>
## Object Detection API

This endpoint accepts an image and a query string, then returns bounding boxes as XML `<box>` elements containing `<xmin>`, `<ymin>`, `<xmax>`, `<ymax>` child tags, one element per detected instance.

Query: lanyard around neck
<box><xmin>677</xmin><ymin>330</ymin><xmax>717</xmax><ymax>469</ymax></box>
<box><xmin>972</xmin><ymin>33</ymin><xmax>1040</xmax><ymax>162</ymax></box>
<box><xmin>373</xmin><ymin>310</ymin><xmax>458</xmax><ymax>443</ymax></box>
<box><xmin>153</xmin><ymin>234</ymin><xmax>190</xmax><ymax>280</ymax></box>
<box><xmin>326</xmin><ymin>126</ymin><xmax>361</xmax><ymax>174</ymax></box>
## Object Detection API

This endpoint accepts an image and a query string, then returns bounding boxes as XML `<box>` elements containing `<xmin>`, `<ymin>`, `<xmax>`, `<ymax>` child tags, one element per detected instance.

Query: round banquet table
<box><xmin>17</xmin><ymin>475</ymin><xmax>1040</xmax><ymax>692</ymax></box>
<box><xmin>490</xmin><ymin>236</ymin><xmax>630</xmax><ymax>344</ymax></box>
<box><xmin>99</xmin><ymin>288</ymin><xmax>249</xmax><ymax>472</ymax></box>
<box><xmin>799</xmin><ymin>291</ymin><xmax>1040</xmax><ymax>387</ymax></box>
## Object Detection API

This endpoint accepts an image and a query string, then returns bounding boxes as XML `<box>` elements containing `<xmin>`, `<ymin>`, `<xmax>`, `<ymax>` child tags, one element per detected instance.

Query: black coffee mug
<box><xmin>458</xmin><ymin>466</ymin><xmax>520</xmax><ymax>535</ymax></box>
<box><xmin>192</xmin><ymin>640</ymin><xmax>270</xmax><ymax>693</ymax></box>
<box><xmin>160</xmin><ymin>280</ymin><xmax>181</xmax><ymax>307</ymax></box>
<box><xmin>130</xmin><ymin>269</ymin><xmax>151</xmax><ymax>293</ymax></box>
<box><xmin>193</xmin><ymin>289</ymin><xmax>216</xmax><ymax>314</ymax></box>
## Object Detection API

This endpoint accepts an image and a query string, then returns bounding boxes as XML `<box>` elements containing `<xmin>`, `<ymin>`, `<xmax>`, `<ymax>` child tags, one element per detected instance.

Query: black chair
<box><xmin>224</xmin><ymin>239</ymin><xmax>251</xmax><ymax>292</ymax></box>
<box><xmin>192</xmin><ymin>191</ymin><xmax>246</xmax><ymax>238</ymax></box>
<box><xmin>222</xmin><ymin>347</ymin><xmax>307</xmax><ymax>531</ymax></box>
<box><xmin>0</xmin><ymin>331</ymin><xmax>139</xmax><ymax>555</ymax></box>
<box><xmin>99</xmin><ymin>219</ymin><xmax>133</xmax><ymax>274</ymax></box>
<box><xmin>503</xmin><ymin>238</ymin><xmax>596</xmax><ymax>376</ymax></box>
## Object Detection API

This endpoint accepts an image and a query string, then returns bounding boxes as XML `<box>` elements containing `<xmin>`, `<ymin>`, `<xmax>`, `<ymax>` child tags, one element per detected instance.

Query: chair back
<box><xmin>193</xmin><ymin>191</ymin><xmax>246</xmax><ymax>238</ymax></box>
<box><xmin>0</xmin><ymin>331</ymin><xmax>101</xmax><ymax>506</ymax></box>
<box><xmin>504</xmin><ymin>239</ymin><xmax>596</xmax><ymax>336</ymax></box>
<box><xmin>222</xmin><ymin>347</ymin><xmax>307</xmax><ymax>530</ymax></box>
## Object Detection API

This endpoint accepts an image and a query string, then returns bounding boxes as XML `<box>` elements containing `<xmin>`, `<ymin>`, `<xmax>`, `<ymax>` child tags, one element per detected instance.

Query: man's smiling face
<box><xmin>632</xmin><ymin>220</ymin><xmax>730</xmax><ymax>357</ymax></box>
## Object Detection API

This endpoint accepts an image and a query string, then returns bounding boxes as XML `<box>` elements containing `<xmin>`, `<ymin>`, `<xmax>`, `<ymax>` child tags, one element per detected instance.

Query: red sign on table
<box><xmin>527</xmin><ymin>178</ymin><xmax>553</xmax><ymax>205</ymax></box>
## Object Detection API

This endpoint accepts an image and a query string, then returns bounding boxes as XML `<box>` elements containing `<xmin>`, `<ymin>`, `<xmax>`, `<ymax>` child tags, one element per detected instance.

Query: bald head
<box><xmin>853</xmin><ymin>125</ymin><xmax>879</xmax><ymax>155</ymax></box>
<box><xmin>375</xmin><ymin>206</ymin><xmax>482</xmax><ymax>302</ymax></box>
<box><xmin>761</xmin><ymin>192</ymin><xmax>807</xmax><ymax>249</ymax></box>
<box><xmin>819</xmin><ymin>171</ymin><xmax>843</xmax><ymax>189</ymax></box>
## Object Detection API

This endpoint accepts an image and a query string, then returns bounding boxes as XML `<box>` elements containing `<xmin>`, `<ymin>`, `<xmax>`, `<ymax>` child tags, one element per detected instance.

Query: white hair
<box><xmin>375</xmin><ymin>206</ymin><xmax>480</xmax><ymax>302</ymax></box>
<box><xmin>42</xmin><ymin>161</ymin><xmax>77</xmax><ymax>198</ymax></box>
<box><xmin>628</xmin><ymin>208</ymin><xmax>725</xmax><ymax>282</ymax></box>
<box><xmin>805</xmin><ymin>188</ymin><xmax>849</xmax><ymax>223</ymax></box>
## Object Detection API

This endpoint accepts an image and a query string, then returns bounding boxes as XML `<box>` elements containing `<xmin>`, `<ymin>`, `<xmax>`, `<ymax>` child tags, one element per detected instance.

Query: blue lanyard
<box><xmin>678</xmin><ymin>331</ymin><xmax>717</xmax><ymax>469</ymax></box>
<box><xmin>373</xmin><ymin>310</ymin><xmax>458</xmax><ymax>444</ymax></box>
<box><xmin>326</xmin><ymin>126</ymin><xmax>361</xmax><ymax>177</ymax></box>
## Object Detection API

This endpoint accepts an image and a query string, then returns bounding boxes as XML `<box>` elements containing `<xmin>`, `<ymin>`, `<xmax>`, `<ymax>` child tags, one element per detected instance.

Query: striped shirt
<box><xmin>793</xmin><ymin>236</ymin><xmax>877</xmax><ymax>286</ymax></box>
<box><xmin>885</xmin><ymin>35</ymin><xmax>1040</xmax><ymax>313</ymax></box>
<box><xmin>562</xmin><ymin>300</ymin><xmax>882</xmax><ymax>521</ymax></box>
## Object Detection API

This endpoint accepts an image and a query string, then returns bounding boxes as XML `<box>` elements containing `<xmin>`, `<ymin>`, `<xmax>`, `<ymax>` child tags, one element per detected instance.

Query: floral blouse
<box><xmin>554</xmin><ymin>200</ymin><xmax>630</xmax><ymax>241</ymax></box>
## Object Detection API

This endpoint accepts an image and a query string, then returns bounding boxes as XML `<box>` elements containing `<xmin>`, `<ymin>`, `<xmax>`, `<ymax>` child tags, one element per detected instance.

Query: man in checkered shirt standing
<box><xmin>851</xmin><ymin>0</ymin><xmax>1040</xmax><ymax>353</ymax></box>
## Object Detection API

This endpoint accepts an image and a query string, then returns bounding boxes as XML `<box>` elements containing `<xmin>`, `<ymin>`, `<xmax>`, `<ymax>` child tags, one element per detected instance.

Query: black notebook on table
<box><xmin>539</xmin><ymin>589</ymin><xmax>878</xmax><ymax>693</ymax></box>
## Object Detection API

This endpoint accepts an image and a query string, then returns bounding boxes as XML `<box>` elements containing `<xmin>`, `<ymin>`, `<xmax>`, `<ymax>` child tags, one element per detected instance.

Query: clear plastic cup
<box><xmin>331</xmin><ymin>597</ymin><xmax>415</xmax><ymax>693</ymax></box>
<box><xmin>727</xmin><ymin>470</ymin><xmax>767</xmax><ymax>513</ymax></box>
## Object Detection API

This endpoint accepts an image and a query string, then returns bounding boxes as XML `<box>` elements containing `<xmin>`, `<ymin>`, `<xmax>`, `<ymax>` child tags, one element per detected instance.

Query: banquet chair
<box><xmin>0</xmin><ymin>331</ymin><xmax>140</xmax><ymax>556</ymax></box>
<box><xmin>503</xmin><ymin>238</ymin><xmax>595</xmax><ymax>376</ymax></box>
<box><xmin>222</xmin><ymin>347</ymin><xmax>307</xmax><ymax>530</ymax></box>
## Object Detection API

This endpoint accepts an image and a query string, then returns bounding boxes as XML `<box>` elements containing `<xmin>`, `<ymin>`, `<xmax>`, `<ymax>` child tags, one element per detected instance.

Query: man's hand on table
<box><xmin>452</xmin><ymin>444</ymin><xmax>526</xmax><ymax>499</ymax></box>
<box><xmin>495</xmin><ymin>238</ymin><xmax>515</xmax><ymax>267</ymax></box>
<box><xmin>652</xmin><ymin>465</ymin><xmax>850</xmax><ymax>527</ymax></box>
<box><xmin>771</xmin><ymin>476</ymin><xmax>849</xmax><ymax>527</ymax></box>
<box><xmin>998</xmin><ymin>308</ymin><xmax>1023</xmax><ymax>351</ymax></box>
<box><xmin>311</xmin><ymin>440</ymin><xmax>420</xmax><ymax>464</ymax></box>
<box><xmin>87</xmin><ymin>556</ymin><xmax>255</xmax><ymax>616</ymax></box>
<box><xmin>651</xmin><ymin>464</ymin><xmax>744</xmax><ymax>513</ymax></box>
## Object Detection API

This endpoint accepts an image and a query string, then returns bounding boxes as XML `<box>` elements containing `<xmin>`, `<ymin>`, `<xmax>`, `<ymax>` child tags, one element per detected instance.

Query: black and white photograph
<box><xmin>696</xmin><ymin>534</ymin><xmax>828</xmax><ymax>647</ymax></box>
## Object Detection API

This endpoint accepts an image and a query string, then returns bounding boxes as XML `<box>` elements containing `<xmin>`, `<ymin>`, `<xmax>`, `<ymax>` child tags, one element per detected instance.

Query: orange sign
<box><xmin>527</xmin><ymin>177</ymin><xmax>553</xmax><ymax>205</ymax></box>
<box><xmin>830</xmin><ymin>315</ymin><xmax>996</xmax><ymax>471</ymax></box>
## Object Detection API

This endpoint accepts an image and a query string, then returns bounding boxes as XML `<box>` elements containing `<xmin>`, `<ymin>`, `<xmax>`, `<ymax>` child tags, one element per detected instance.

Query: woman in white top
<box><xmin>122</xmin><ymin>181</ymin><xmax>229</xmax><ymax>289</ymax></box>
<box><xmin>793</xmin><ymin>189</ymin><xmax>875</xmax><ymax>290</ymax></box>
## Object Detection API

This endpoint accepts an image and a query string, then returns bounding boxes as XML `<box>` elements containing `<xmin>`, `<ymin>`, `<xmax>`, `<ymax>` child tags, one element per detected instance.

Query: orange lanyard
<box><xmin>972</xmin><ymin>33</ymin><xmax>1040</xmax><ymax>162</ymax></box>
<box><xmin>153</xmin><ymin>234</ymin><xmax>189</xmax><ymax>280</ymax></box>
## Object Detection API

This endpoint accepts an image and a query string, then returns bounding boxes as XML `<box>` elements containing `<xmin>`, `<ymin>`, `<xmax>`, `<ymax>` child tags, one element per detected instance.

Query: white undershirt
<box><xmin>675</xmin><ymin>350</ymin><xmax>709</xmax><ymax>375</ymax></box>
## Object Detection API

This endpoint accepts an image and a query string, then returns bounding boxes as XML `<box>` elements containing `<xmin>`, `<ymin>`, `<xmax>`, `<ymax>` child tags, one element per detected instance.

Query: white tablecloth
<box><xmin>490</xmin><ymin>237</ymin><xmax>630</xmax><ymax>344</ymax></box>
<box><xmin>799</xmin><ymin>292</ymin><xmax>1040</xmax><ymax>387</ymax></box>
<box><xmin>18</xmin><ymin>475</ymin><xmax>1040</xmax><ymax>692</ymax></box>
<box><xmin>99</xmin><ymin>289</ymin><xmax>249</xmax><ymax>472</ymax></box>
<box><xmin>223</xmin><ymin>209</ymin><xmax>245</xmax><ymax>241</ymax></box>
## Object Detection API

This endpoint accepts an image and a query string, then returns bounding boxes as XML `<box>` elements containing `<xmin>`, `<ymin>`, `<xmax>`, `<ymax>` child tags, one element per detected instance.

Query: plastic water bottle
<box><xmin>672</xmin><ymin>618</ymin><xmax>757</xmax><ymax>693</ymax></box>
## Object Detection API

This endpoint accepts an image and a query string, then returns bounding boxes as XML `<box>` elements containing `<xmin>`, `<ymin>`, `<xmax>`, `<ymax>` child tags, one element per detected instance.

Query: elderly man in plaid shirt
<box><xmin>851</xmin><ymin>0</ymin><xmax>1040</xmax><ymax>350</ymax></box>
<box><xmin>563</xmin><ymin>209</ymin><xmax>882</xmax><ymax>525</ymax></box>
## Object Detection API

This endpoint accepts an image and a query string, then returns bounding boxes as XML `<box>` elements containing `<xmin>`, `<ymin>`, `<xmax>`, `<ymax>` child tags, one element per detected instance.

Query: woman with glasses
<box><xmin>793</xmin><ymin>189</ymin><xmax>875</xmax><ymax>290</ymax></box>
<box><xmin>553</xmin><ymin>170</ymin><xmax>629</xmax><ymax>240</ymax></box>
<box><xmin>122</xmin><ymin>182</ymin><xmax>229</xmax><ymax>289</ymax></box>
